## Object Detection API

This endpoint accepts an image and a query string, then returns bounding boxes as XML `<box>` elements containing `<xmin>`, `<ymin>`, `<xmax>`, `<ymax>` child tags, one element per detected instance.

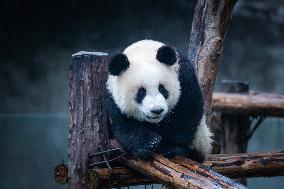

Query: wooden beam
<box><xmin>205</xmin><ymin>151</ymin><xmax>284</xmax><ymax>178</ymax></box>
<box><xmin>91</xmin><ymin>152</ymin><xmax>284</xmax><ymax>187</ymax></box>
<box><xmin>212</xmin><ymin>91</ymin><xmax>284</xmax><ymax>117</ymax></box>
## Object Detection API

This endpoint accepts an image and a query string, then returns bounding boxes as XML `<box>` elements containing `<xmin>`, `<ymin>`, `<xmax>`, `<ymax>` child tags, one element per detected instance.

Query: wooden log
<box><xmin>91</xmin><ymin>152</ymin><xmax>284</xmax><ymax>186</ymax></box>
<box><xmin>212</xmin><ymin>91</ymin><xmax>284</xmax><ymax>117</ymax></box>
<box><xmin>69</xmin><ymin>52</ymin><xmax>110</xmax><ymax>189</ymax></box>
<box><xmin>110</xmin><ymin>139</ymin><xmax>245</xmax><ymax>188</ymax></box>
<box><xmin>189</xmin><ymin>0</ymin><xmax>237</xmax><ymax>120</ymax></box>
<box><xmin>92</xmin><ymin>166</ymin><xmax>155</xmax><ymax>186</ymax></box>
<box><xmin>122</xmin><ymin>154</ymin><xmax>245</xmax><ymax>189</ymax></box>
<box><xmin>204</xmin><ymin>151</ymin><xmax>284</xmax><ymax>178</ymax></box>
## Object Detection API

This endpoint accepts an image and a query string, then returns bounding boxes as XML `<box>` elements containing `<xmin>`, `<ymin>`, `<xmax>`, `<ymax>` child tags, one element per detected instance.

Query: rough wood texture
<box><xmin>218</xmin><ymin>81</ymin><xmax>250</xmax><ymax>155</ymax></box>
<box><xmin>92</xmin><ymin>152</ymin><xmax>284</xmax><ymax>186</ymax></box>
<box><xmin>219</xmin><ymin>113</ymin><xmax>250</xmax><ymax>154</ymax></box>
<box><xmin>189</xmin><ymin>0</ymin><xmax>237</xmax><ymax>119</ymax></box>
<box><xmin>218</xmin><ymin>81</ymin><xmax>251</xmax><ymax>185</ymax></box>
<box><xmin>122</xmin><ymin>154</ymin><xmax>245</xmax><ymax>189</ymax></box>
<box><xmin>93</xmin><ymin>167</ymin><xmax>155</xmax><ymax>186</ymax></box>
<box><xmin>110</xmin><ymin>140</ymin><xmax>245</xmax><ymax>189</ymax></box>
<box><xmin>212</xmin><ymin>91</ymin><xmax>284</xmax><ymax>117</ymax></box>
<box><xmin>205</xmin><ymin>151</ymin><xmax>284</xmax><ymax>178</ymax></box>
<box><xmin>69</xmin><ymin>52</ymin><xmax>110</xmax><ymax>189</ymax></box>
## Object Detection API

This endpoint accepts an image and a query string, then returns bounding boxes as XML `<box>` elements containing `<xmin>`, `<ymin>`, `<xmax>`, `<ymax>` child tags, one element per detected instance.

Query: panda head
<box><xmin>107</xmin><ymin>40</ymin><xmax>181</xmax><ymax>123</ymax></box>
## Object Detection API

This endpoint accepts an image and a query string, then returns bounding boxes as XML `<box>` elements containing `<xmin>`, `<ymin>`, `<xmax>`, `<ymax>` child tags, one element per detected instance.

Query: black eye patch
<box><xmin>136</xmin><ymin>87</ymin><xmax>146</xmax><ymax>104</ymax></box>
<box><xmin>159</xmin><ymin>84</ymin><xmax>169</xmax><ymax>99</ymax></box>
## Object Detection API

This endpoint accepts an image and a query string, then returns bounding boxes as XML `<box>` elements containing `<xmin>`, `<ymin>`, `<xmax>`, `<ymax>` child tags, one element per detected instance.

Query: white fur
<box><xmin>141</xmin><ymin>93</ymin><xmax>169</xmax><ymax>123</ymax></box>
<box><xmin>191</xmin><ymin>115</ymin><xmax>213</xmax><ymax>159</ymax></box>
<box><xmin>107</xmin><ymin>40</ymin><xmax>181</xmax><ymax>123</ymax></box>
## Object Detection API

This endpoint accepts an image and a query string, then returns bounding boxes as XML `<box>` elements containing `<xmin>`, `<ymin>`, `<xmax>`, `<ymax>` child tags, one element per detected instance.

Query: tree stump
<box><xmin>69</xmin><ymin>52</ymin><xmax>110</xmax><ymax>189</ymax></box>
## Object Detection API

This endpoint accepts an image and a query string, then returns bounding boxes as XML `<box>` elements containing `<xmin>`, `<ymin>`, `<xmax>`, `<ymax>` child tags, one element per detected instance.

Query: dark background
<box><xmin>0</xmin><ymin>0</ymin><xmax>284</xmax><ymax>188</ymax></box>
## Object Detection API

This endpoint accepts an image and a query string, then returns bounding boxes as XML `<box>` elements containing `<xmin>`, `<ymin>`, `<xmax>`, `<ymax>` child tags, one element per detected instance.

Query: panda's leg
<box><xmin>190</xmin><ymin>115</ymin><xmax>213</xmax><ymax>162</ymax></box>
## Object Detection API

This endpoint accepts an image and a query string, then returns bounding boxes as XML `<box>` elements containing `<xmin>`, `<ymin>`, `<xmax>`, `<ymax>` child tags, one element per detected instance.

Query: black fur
<box><xmin>106</xmin><ymin>54</ymin><xmax>204</xmax><ymax>162</ymax></box>
<box><xmin>156</xmin><ymin>45</ymin><xmax>177</xmax><ymax>66</ymax></box>
<box><xmin>108</xmin><ymin>53</ymin><xmax>130</xmax><ymax>76</ymax></box>
<box><xmin>159</xmin><ymin>84</ymin><xmax>169</xmax><ymax>99</ymax></box>
<box><xmin>135</xmin><ymin>87</ymin><xmax>146</xmax><ymax>104</ymax></box>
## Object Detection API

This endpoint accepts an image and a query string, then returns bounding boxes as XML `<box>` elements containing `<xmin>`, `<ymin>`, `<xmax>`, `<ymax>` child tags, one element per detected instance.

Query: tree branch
<box><xmin>189</xmin><ymin>0</ymin><xmax>237</xmax><ymax>119</ymax></box>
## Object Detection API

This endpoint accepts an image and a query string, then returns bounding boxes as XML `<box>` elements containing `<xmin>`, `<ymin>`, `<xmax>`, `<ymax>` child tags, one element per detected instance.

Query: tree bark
<box><xmin>218</xmin><ymin>81</ymin><xmax>250</xmax><ymax>185</ymax></box>
<box><xmin>218</xmin><ymin>81</ymin><xmax>250</xmax><ymax>154</ymax></box>
<box><xmin>69</xmin><ymin>52</ymin><xmax>110</xmax><ymax>189</ymax></box>
<box><xmin>189</xmin><ymin>0</ymin><xmax>237</xmax><ymax>121</ymax></box>
<box><xmin>204</xmin><ymin>151</ymin><xmax>284</xmax><ymax>178</ymax></box>
<box><xmin>122</xmin><ymin>154</ymin><xmax>245</xmax><ymax>189</ymax></box>
<box><xmin>90</xmin><ymin>152</ymin><xmax>284</xmax><ymax>187</ymax></box>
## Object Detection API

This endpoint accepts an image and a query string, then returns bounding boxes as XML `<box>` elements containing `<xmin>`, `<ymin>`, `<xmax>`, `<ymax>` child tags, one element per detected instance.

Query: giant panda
<box><xmin>106</xmin><ymin>39</ymin><xmax>212</xmax><ymax>162</ymax></box>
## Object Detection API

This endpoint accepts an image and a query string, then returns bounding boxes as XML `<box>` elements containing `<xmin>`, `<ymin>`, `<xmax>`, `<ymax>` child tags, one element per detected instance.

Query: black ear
<box><xmin>108</xmin><ymin>53</ymin><xmax>130</xmax><ymax>76</ymax></box>
<box><xmin>156</xmin><ymin>45</ymin><xmax>178</xmax><ymax>66</ymax></box>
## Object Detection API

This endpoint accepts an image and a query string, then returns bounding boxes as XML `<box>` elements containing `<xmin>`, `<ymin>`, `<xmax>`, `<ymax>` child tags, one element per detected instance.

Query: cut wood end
<box><xmin>72</xmin><ymin>51</ymin><xmax>108</xmax><ymax>57</ymax></box>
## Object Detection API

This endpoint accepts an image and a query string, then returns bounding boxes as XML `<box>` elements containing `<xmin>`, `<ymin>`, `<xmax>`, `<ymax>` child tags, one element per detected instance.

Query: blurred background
<box><xmin>0</xmin><ymin>0</ymin><xmax>284</xmax><ymax>188</ymax></box>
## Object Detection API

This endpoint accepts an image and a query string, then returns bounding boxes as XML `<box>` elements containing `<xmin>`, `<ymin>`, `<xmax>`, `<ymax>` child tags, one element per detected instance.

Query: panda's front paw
<box><xmin>133</xmin><ymin>135</ymin><xmax>162</xmax><ymax>159</ymax></box>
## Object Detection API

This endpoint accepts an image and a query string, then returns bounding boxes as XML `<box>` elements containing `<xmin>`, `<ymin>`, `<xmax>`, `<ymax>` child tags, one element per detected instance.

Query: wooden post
<box><xmin>68</xmin><ymin>52</ymin><xmax>110</xmax><ymax>189</ymax></box>
<box><xmin>219</xmin><ymin>80</ymin><xmax>250</xmax><ymax>185</ymax></box>
<box><xmin>219</xmin><ymin>80</ymin><xmax>250</xmax><ymax>154</ymax></box>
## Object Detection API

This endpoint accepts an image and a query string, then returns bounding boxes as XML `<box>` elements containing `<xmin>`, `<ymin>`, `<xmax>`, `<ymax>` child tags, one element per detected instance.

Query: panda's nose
<box><xmin>151</xmin><ymin>108</ymin><xmax>164</xmax><ymax>115</ymax></box>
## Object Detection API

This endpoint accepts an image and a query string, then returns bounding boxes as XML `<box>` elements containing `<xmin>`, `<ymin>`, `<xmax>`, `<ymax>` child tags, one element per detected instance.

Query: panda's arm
<box><xmin>111</xmin><ymin>120</ymin><xmax>162</xmax><ymax>159</ymax></box>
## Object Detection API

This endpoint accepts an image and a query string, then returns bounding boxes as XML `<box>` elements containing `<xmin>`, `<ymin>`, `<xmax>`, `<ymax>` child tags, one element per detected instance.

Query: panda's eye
<box><xmin>159</xmin><ymin>84</ymin><xmax>169</xmax><ymax>99</ymax></box>
<box><xmin>136</xmin><ymin>87</ymin><xmax>146</xmax><ymax>104</ymax></box>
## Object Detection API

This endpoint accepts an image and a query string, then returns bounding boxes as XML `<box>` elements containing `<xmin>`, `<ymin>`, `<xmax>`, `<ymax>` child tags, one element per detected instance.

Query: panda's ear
<box><xmin>156</xmin><ymin>45</ymin><xmax>178</xmax><ymax>66</ymax></box>
<box><xmin>108</xmin><ymin>53</ymin><xmax>130</xmax><ymax>76</ymax></box>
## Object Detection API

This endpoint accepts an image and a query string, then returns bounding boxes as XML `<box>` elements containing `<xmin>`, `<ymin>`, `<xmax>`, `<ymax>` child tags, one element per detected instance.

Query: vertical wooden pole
<box><xmin>68</xmin><ymin>52</ymin><xmax>110</xmax><ymax>189</ymax></box>
<box><xmin>219</xmin><ymin>80</ymin><xmax>250</xmax><ymax>185</ymax></box>
<box><xmin>220</xmin><ymin>80</ymin><xmax>250</xmax><ymax>154</ymax></box>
